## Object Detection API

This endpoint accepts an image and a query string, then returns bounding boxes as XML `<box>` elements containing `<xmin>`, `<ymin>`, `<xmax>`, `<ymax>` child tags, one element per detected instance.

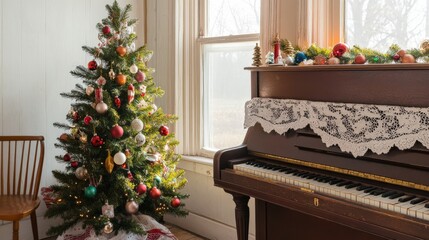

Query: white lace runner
<box><xmin>244</xmin><ymin>98</ymin><xmax>429</xmax><ymax>157</ymax></box>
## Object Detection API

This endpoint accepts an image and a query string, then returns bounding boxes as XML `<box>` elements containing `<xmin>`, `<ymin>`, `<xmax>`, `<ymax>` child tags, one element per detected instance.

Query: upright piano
<box><xmin>214</xmin><ymin>64</ymin><xmax>429</xmax><ymax>240</ymax></box>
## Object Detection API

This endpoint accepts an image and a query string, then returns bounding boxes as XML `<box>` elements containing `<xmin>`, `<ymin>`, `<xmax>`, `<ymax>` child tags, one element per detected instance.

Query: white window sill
<box><xmin>178</xmin><ymin>155</ymin><xmax>214</xmax><ymax>177</ymax></box>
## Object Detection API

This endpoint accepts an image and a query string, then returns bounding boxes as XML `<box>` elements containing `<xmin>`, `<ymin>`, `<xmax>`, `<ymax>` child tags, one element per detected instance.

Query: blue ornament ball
<box><xmin>294</xmin><ymin>52</ymin><xmax>307</xmax><ymax>65</ymax></box>
<box><xmin>84</xmin><ymin>185</ymin><xmax>97</xmax><ymax>198</ymax></box>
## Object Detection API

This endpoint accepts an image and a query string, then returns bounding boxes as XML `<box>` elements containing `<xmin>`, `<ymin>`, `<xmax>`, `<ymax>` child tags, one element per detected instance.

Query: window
<box><xmin>199</xmin><ymin>0</ymin><xmax>260</xmax><ymax>153</ymax></box>
<box><xmin>345</xmin><ymin>0</ymin><xmax>429</xmax><ymax>51</ymax></box>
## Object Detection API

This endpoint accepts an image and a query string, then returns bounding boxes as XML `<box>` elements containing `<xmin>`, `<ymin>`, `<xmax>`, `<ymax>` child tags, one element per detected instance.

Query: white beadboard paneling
<box><xmin>2</xmin><ymin>0</ymin><xmax>22</xmax><ymax>135</ymax></box>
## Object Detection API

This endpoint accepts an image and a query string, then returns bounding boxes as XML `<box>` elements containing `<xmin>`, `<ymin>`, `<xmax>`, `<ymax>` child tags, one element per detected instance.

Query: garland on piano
<box><xmin>244</xmin><ymin>98</ymin><xmax>429</xmax><ymax>157</ymax></box>
<box><xmin>269</xmin><ymin>38</ymin><xmax>429</xmax><ymax>65</ymax></box>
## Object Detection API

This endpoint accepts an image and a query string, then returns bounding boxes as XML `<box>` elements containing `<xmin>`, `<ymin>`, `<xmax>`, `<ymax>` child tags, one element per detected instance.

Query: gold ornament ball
<box><xmin>116</xmin><ymin>45</ymin><xmax>127</xmax><ymax>57</ymax></box>
<box><xmin>75</xmin><ymin>166</ymin><xmax>89</xmax><ymax>180</ymax></box>
<box><xmin>420</xmin><ymin>39</ymin><xmax>429</xmax><ymax>54</ymax></box>
<box><xmin>397</xmin><ymin>49</ymin><xmax>406</xmax><ymax>58</ymax></box>
<box><xmin>314</xmin><ymin>55</ymin><xmax>327</xmax><ymax>65</ymax></box>
<box><xmin>401</xmin><ymin>54</ymin><xmax>416</xmax><ymax>63</ymax></box>
<box><xmin>328</xmin><ymin>57</ymin><xmax>340</xmax><ymax>65</ymax></box>
<box><xmin>104</xmin><ymin>221</ymin><xmax>113</xmax><ymax>234</ymax></box>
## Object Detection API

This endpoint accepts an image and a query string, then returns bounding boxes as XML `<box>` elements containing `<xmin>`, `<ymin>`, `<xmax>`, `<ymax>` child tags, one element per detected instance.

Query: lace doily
<box><xmin>56</xmin><ymin>214</ymin><xmax>177</xmax><ymax>240</ymax></box>
<box><xmin>244</xmin><ymin>98</ymin><xmax>429</xmax><ymax>157</ymax></box>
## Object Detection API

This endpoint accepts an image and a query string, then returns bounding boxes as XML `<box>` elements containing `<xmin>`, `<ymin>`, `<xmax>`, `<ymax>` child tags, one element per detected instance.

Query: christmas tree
<box><xmin>45</xmin><ymin>1</ymin><xmax>188</xmax><ymax>236</ymax></box>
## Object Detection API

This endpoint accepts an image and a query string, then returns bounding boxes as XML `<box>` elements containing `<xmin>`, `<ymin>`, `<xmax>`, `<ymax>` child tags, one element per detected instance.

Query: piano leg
<box><xmin>227</xmin><ymin>191</ymin><xmax>250</xmax><ymax>240</ymax></box>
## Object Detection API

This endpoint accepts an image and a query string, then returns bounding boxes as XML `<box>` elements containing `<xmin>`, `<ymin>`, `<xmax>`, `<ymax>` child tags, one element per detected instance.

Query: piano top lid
<box><xmin>245</xmin><ymin>63</ymin><xmax>429</xmax><ymax>72</ymax></box>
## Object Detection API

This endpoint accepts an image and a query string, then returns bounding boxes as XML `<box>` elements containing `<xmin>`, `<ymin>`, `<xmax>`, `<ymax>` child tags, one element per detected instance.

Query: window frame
<box><xmin>196</xmin><ymin>0</ymin><xmax>260</xmax><ymax>157</ymax></box>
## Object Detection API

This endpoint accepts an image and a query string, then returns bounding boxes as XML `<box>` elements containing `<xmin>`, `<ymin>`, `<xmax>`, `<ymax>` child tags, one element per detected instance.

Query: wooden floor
<box><xmin>42</xmin><ymin>223</ymin><xmax>206</xmax><ymax>240</ymax></box>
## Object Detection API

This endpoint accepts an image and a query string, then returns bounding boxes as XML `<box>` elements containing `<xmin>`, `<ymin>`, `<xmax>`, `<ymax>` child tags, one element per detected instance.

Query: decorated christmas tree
<box><xmin>45</xmin><ymin>1</ymin><xmax>188</xmax><ymax>236</ymax></box>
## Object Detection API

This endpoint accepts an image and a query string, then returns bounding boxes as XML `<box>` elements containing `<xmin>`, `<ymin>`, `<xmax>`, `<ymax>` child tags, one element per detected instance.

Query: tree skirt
<box><xmin>56</xmin><ymin>214</ymin><xmax>177</xmax><ymax>240</ymax></box>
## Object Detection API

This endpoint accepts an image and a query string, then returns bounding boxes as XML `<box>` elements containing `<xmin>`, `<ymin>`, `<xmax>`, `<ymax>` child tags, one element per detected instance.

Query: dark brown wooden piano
<box><xmin>214</xmin><ymin>64</ymin><xmax>429</xmax><ymax>240</ymax></box>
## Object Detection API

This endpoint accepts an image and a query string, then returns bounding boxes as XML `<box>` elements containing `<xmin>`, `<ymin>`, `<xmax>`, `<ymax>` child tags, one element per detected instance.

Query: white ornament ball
<box><xmin>150</xmin><ymin>104</ymin><xmax>158</xmax><ymax>114</ymax></box>
<box><xmin>135</xmin><ymin>133</ymin><xmax>146</xmax><ymax>146</ymax></box>
<box><xmin>75</xmin><ymin>166</ymin><xmax>89</xmax><ymax>180</ymax></box>
<box><xmin>96</xmin><ymin>101</ymin><xmax>108</xmax><ymax>114</ymax></box>
<box><xmin>86</xmin><ymin>86</ymin><xmax>94</xmax><ymax>96</ymax></box>
<box><xmin>328</xmin><ymin>57</ymin><xmax>340</xmax><ymax>65</ymax></box>
<box><xmin>113</xmin><ymin>152</ymin><xmax>126</xmax><ymax>165</ymax></box>
<box><xmin>125</xmin><ymin>200</ymin><xmax>139</xmax><ymax>214</ymax></box>
<box><xmin>129</xmin><ymin>64</ymin><xmax>139</xmax><ymax>74</ymax></box>
<box><xmin>131</xmin><ymin>118</ymin><xmax>144</xmax><ymax>132</ymax></box>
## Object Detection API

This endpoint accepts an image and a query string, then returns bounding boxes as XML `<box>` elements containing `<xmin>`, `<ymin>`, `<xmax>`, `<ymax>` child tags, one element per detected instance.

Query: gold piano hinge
<box><xmin>300</xmin><ymin>187</ymin><xmax>314</xmax><ymax>194</ymax></box>
<box><xmin>250</xmin><ymin>151</ymin><xmax>429</xmax><ymax>192</ymax></box>
<box><xmin>313</xmin><ymin>198</ymin><xmax>319</xmax><ymax>207</ymax></box>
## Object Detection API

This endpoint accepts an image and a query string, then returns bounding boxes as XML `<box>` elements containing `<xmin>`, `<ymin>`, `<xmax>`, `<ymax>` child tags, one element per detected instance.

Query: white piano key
<box><xmin>233</xmin><ymin>162</ymin><xmax>427</xmax><ymax>222</ymax></box>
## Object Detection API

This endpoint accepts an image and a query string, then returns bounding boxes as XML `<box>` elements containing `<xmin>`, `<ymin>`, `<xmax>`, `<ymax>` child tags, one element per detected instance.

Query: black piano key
<box><xmin>306</xmin><ymin>174</ymin><xmax>317</xmax><ymax>180</ymax></box>
<box><xmin>356</xmin><ymin>185</ymin><xmax>371</xmax><ymax>191</ymax></box>
<box><xmin>345</xmin><ymin>183</ymin><xmax>361</xmax><ymax>189</ymax></box>
<box><xmin>388</xmin><ymin>193</ymin><xmax>405</xmax><ymax>199</ymax></box>
<box><xmin>370</xmin><ymin>189</ymin><xmax>387</xmax><ymax>196</ymax></box>
<box><xmin>363</xmin><ymin>187</ymin><xmax>378</xmax><ymax>193</ymax></box>
<box><xmin>329</xmin><ymin>179</ymin><xmax>342</xmax><ymax>185</ymax></box>
<box><xmin>336</xmin><ymin>181</ymin><xmax>353</xmax><ymax>187</ymax></box>
<box><xmin>398</xmin><ymin>195</ymin><xmax>415</xmax><ymax>203</ymax></box>
<box><xmin>278</xmin><ymin>168</ymin><xmax>288</xmax><ymax>172</ymax></box>
<box><xmin>285</xmin><ymin>169</ymin><xmax>297</xmax><ymax>174</ymax></box>
<box><xmin>410</xmin><ymin>197</ymin><xmax>426</xmax><ymax>205</ymax></box>
<box><xmin>381</xmin><ymin>191</ymin><xmax>397</xmax><ymax>198</ymax></box>
<box><xmin>425</xmin><ymin>203</ymin><xmax>429</xmax><ymax>208</ymax></box>
<box><xmin>321</xmin><ymin>177</ymin><xmax>335</xmax><ymax>183</ymax></box>
<box><xmin>296</xmin><ymin>172</ymin><xmax>309</xmax><ymax>177</ymax></box>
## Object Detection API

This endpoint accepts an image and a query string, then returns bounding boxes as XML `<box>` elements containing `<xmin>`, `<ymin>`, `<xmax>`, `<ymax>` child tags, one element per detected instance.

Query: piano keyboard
<box><xmin>234</xmin><ymin>160</ymin><xmax>429</xmax><ymax>222</ymax></box>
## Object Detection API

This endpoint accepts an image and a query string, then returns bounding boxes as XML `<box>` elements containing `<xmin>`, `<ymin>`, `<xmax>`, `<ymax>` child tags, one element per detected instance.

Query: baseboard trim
<box><xmin>165</xmin><ymin>212</ymin><xmax>255</xmax><ymax>240</ymax></box>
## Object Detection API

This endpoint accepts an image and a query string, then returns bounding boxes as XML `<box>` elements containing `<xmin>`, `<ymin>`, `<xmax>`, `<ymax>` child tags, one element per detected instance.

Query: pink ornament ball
<box><xmin>134</xmin><ymin>70</ymin><xmax>146</xmax><ymax>83</ymax></box>
<box><xmin>102</xmin><ymin>26</ymin><xmax>111</xmax><ymax>35</ymax></box>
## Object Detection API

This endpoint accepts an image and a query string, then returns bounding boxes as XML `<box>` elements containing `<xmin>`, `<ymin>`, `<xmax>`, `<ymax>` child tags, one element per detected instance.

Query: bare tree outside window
<box><xmin>207</xmin><ymin>0</ymin><xmax>260</xmax><ymax>37</ymax></box>
<box><xmin>346</xmin><ymin>0</ymin><xmax>428</xmax><ymax>51</ymax></box>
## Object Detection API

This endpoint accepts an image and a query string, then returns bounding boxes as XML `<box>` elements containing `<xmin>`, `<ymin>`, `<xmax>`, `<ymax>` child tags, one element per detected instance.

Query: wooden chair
<box><xmin>0</xmin><ymin>136</ymin><xmax>45</xmax><ymax>240</ymax></box>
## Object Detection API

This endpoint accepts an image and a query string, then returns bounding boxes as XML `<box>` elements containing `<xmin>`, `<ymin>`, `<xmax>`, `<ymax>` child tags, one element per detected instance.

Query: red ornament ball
<box><xmin>63</xmin><ymin>153</ymin><xmax>71</xmax><ymax>162</ymax></box>
<box><xmin>159</xmin><ymin>126</ymin><xmax>169</xmax><ymax>136</ymax></box>
<box><xmin>136</xmin><ymin>183</ymin><xmax>147</xmax><ymax>195</ymax></box>
<box><xmin>84</xmin><ymin>115</ymin><xmax>93</xmax><ymax>125</ymax></box>
<box><xmin>111</xmin><ymin>124</ymin><xmax>124</xmax><ymax>139</ymax></box>
<box><xmin>170</xmin><ymin>196</ymin><xmax>181</xmax><ymax>208</ymax></box>
<box><xmin>72</xmin><ymin>111</ymin><xmax>80</xmax><ymax>122</ymax></box>
<box><xmin>332</xmin><ymin>43</ymin><xmax>348</xmax><ymax>58</ymax></box>
<box><xmin>88</xmin><ymin>60</ymin><xmax>98</xmax><ymax>70</ymax></box>
<box><xmin>91</xmin><ymin>134</ymin><xmax>104</xmax><ymax>147</ymax></box>
<box><xmin>102</xmin><ymin>25</ymin><xmax>111</xmax><ymax>35</ymax></box>
<box><xmin>354</xmin><ymin>54</ymin><xmax>366</xmax><ymax>64</ymax></box>
<box><xmin>393</xmin><ymin>54</ymin><xmax>401</xmax><ymax>61</ymax></box>
<box><xmin>149</xmin><ymin>187</ymin><xmax>162</xmax><ymax>199</ymax></box>
<box><xmin>114</xmin><ymin>96</ymin><xmax>121</xmax><ymax>108</ymax></box>
<box><xmin>121</xmin><ymin>163</ymin><xmax>127</xmax><ymax>169</ymax></box>
<box><xmin>70</xmin><ymin>161</ymin><xmax>79</xmax><ymax>168</ymax></box>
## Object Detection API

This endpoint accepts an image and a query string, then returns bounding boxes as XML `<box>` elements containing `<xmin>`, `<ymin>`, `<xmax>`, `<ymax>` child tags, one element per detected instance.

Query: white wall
<box><xmin>0</xmin><ymin>0</ymin><xmax>144</xmax><ymax>238</ymax></box>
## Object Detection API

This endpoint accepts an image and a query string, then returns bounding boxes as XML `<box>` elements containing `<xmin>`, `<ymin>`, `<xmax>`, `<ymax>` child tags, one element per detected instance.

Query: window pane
<box><xmin>203</xmin><ymin>42</ymin><xmax>255</xmax><ymax>150</ymax></box>
<box><xmin>207</xmin><ymin>0</ymin><xmax>260</xmax><ymax>37</ymax></box>
<box><xmin>345</xmin><ymin>0</ymin><xmax>429</xmax><ymax>51</ymax></box>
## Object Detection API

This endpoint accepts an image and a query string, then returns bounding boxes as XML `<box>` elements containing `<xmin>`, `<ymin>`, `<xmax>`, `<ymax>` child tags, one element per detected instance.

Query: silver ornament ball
<box><xmin>135</xmin><ymin>133</ymin><xmax>146</xmax><ymax>147</ymax></box>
